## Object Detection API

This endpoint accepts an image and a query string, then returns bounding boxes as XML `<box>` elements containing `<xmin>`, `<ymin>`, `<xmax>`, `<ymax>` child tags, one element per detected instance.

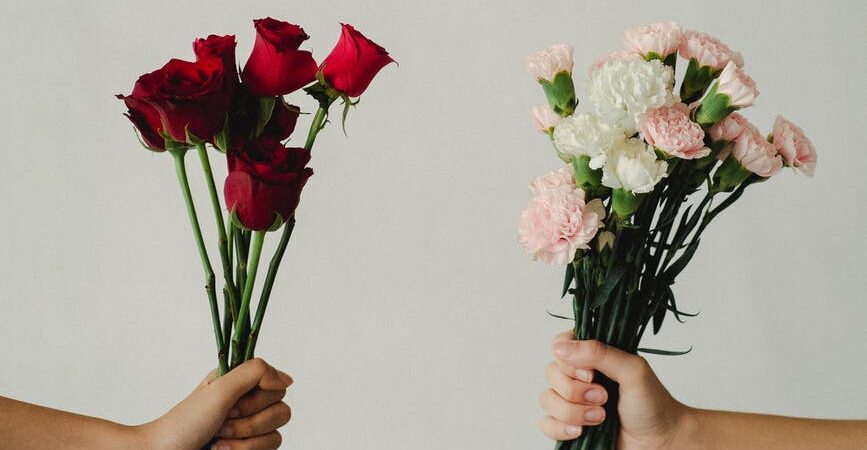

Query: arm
<box><xmin>0</xmin><ymin>358</ymin><xmax>293</xmax><ymax>450</ymax></box>
<box><xmin>540</xmin><ymin>332</ymin><xmax>867</xmax><ymax>450</ymax></box>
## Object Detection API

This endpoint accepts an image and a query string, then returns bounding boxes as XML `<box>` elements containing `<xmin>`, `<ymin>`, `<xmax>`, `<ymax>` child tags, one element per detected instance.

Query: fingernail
<box><xmin>554</xmin><ymin>342</ymin><xmax>572</xmax><ymax>357</ymax></box>
<box><xmin>211</xmin><ymin>443</ymin><xmax>229</xmax><ymax>450</ymax></box>
<box><xmin>276</xmin><ymin>370</ymin><xmax>293</xmax><ymax>386</ymax></box>
<box><xmin>584</xmin><ymin>408</ymin><xmax>604</xmax><ymax>422</ymax></box>
<box><xmin>565</xmin><ymin>425</ymin><xmax>582</xmax><ymax>436</ymax></box>
<box><xmin>574</xmin><ymin>369</ymin><xmax>593</xmax><ymax>383</ymax></box>
<box><xmin>219</xmin><ymin>425</ymin><xmax>233</xmax><ymax>437</ymax></box>
<box><xmin>227</xmin><ymin>408</ymin><xmax>240</xmax><ymax>419</ymax></box>
<box><xmin>584</xmin><ymin>389</ymin><xmax>605</xmax><ymax>403</ymax></box>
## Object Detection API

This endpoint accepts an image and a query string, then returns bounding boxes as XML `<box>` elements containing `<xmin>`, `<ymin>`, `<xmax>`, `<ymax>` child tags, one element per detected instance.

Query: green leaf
<box><xmin>591</xmin><ymin>264</ymin><xmax>625</xmax><ymax>308</ymax></box>
<box><xmin>561</xmin><ymin>263</ymin><xmax>575</xmax><ymax>298</ymax></box>
<box><xmin>546</xmin><ymin>310</ymin><xmax>573</xmax><ymax>321</ymax></box>
<box><xmin>254</xmin><ymin>96</ymin><xmax>276</xmax><ymax>137</ymax></box>
<box><xmin>661</xmin><ymin>238</ymin><xmax>702</xmax><ymax>284</ymax></box>
<box><xmin>638</xmin><ymin>346</ymin><xmax>693</xmax><ymax>356</ymax></box>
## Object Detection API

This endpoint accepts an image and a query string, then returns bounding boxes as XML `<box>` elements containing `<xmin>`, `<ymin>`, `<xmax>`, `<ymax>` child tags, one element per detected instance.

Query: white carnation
<box><xmin>553</xmin><ymin>112</ymin><xmax>626</xmax><ymax>169</ymax></box>
<box><xmin>589</xmin><ymin>58</ymin><xmax>675</xmax><ymax>131</ymax></box>
<box><xmin>601</xmin><ymin>137</ymin><xmax>668</xmax><ymax>194</ymax></box>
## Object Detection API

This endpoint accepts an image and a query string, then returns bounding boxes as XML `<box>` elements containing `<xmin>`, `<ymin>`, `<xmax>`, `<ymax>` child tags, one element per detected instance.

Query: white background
<box><xmin>1</xmin><ymin>0</ymin><xmax>865</xmax><ymax>448</ymax></box>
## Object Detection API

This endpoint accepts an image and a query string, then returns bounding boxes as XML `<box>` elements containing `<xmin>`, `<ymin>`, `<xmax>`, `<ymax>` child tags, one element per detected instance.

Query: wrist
<box><xmin>669</xmin><ymin>404</ymin><xmax>703</xmax><ymax>450</ymax></box>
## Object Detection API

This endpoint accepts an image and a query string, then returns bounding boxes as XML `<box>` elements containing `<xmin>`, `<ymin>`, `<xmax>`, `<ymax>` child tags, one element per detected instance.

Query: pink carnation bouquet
<box><xmin>521</xmin><ymin>22</ymin><xmax>816</xmax><ymax>450</ymax></box>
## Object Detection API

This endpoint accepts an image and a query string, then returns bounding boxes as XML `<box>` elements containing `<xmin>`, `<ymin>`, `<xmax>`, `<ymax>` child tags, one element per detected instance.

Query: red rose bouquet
<box><xmin>117</xmin><ymin>18</ymin><xmax>393</xmax><ymax>378</ymax></box>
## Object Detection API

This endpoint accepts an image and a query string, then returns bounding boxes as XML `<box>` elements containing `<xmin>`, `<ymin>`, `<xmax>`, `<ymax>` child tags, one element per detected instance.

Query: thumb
<box><xmin>552</xmin><ymin>339</ymin><xmax>647</xmax><ymax>384</ymax></box>
<box><xmin>212</xmin><ymin>359</ymin><xmax>291</xmax><ymax>405</ymax></box>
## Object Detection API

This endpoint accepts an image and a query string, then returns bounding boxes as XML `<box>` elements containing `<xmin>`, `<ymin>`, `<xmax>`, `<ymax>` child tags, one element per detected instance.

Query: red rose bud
<box><xmin>116</xmin><ymin>82</ymin><xmax>166</xmax><ymax>151</ymax></box>
<box><xmin>241</xmin><ymin>18</ymin><xmax>318</xmax><ymax>96</ymax></box>
<box><xmin>194</xmin><ymin>34</ymin><xmax>239</xmax><ymax>92</ymax></box>
<box><xmin>128</xmin><ymin>58</ymin><xmax>231</xmax><ymax>143</ymax></box>
<box><xmin>321</xmin><ymin>24</ymin><xmax>394</xmax><ymax>97</ymax></box>
<box><xmin>224</xmin><ymin>136</ymin><xmax>313</xmax><ymax>231</ymax></box>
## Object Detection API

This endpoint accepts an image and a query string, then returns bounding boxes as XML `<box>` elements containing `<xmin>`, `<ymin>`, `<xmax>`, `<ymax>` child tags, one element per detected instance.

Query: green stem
<box><xmin>195</xmin><ymin>143</ymin><xmax>240</xmax><ymax>327</ymax></box>
<box><xmin>244</xmin><ymin>218</ymin><xmax>296</xmax><ymax>360</ymax></box>
<box><xmin>170</xmin><ymin>150</ymin><xmax>228</xmax><ymax>376</ymax></box>
<box><xmin>231</xmin><ymin>231</ymin><xmax>266</xmax><ymax>368</ymax></box>
<box><xmin>304</xmin><ymin>104</ymin><xmax>332</xmax><ymax>151</ymax></box>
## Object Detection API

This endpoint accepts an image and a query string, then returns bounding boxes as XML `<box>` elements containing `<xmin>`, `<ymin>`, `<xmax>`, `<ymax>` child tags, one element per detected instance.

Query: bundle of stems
<box><xmin>167</xmin><ymin>102</ymin><xmax>333</xmax><ymax>376</ymax></box>
<box><xmin>555</xmin><ymin>158</ymin><xmax>760</xmax><ymax>450</ymax></box>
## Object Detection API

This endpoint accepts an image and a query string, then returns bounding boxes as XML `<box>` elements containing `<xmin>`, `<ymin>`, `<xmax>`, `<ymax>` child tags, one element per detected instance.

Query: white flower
<box><xmin>601</xmin><ymin>137</ymin><xmax>668</xmax><ymax>193</ymax></box>
<box><xmin>553</xmin><ymin>112</ymin><xmax>626</xmax><ymax>168</ymax></box>
<box><xmin>589</xmin><ymin>58</ymin><xmax>675</xmax><ymax>131</ymax></box>
<box><xmin>526</xmin><ymin>44</ymin><xmax>574</xmax><ymax>82</ymax></box>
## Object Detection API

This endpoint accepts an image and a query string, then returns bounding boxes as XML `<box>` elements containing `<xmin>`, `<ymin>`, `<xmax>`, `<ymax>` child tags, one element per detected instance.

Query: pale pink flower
<box><xmin>708</xmin><ymin>112</ymin><xmax>751</xmax><ymax>143</ymax></box>
<box><xmin>530</xmin><ymin>105</ymin><xmax>561</xmax><ymax>133</ymax></box>
<box><xmin>624</xmin><ymin>22</ymin><xmax>682</xmax><ymax>58</ymax></box>
<box><xmin>526</xmin><ymin>44</ymin><xmax>574</xmax><ymax>82</ymax></box>
<box><xmin>529</xmin><ymin>165</ymin><xmax>575</xmax><ymax>195</ymax></box>
<box><xmin>588</xmin><ymin>50</ymin><xmax>641</xmax><ymax>76</ymax></box>
<box><xmin>772</xmin><ymin>116</ymin><xmax>817</xmax><ymax>177</ymax></box>
<box><xmin>679</xmin><ymin>30</ymin><xmax>744</xmax><ymax>70</ymax></box>
<box><xmin>518</xmin><ymin>187</ymin><xmax>605</xmax><ymax>265</ymax></box>
<box><xmin>640</xmin><ymin>103</ymin><xmax>710</xmax><ymax>159</ymax></box>
<box><xmin>731</xmin><ymin>122</ymin><xmax>782</xmax><ymax>177</ymax></box>
<box><xmin>716</xmin><ymin>61</ymin><xmax>758</xmax><ymax>108</ymax></box>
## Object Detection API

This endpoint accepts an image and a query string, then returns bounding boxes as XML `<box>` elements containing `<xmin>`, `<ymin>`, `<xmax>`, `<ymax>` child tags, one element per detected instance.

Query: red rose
<box><xmin>193</xmin><ymin>34</ymin><xmax>239</xmax><ymax>92</ymax></box>
<box><xmin>241</xmin><ymin>18</ymin><xmax>318</xmax><ymax>96</ymax></box>
<box><xmin>224</xmin><ymin>136</ymin><xmax>313</xmax><ymax>230</ymax></box>
<box><xmin>321</xmin><ymin>24</ymin><xmax>394</xmax><ymax>97</ymax></box>
<box><xmin>119</xmin><ymin>58</ymin><xmax>231</xmax><ymax>143</ymax></box>
<box><xmin>116</xmin><ymin>81</ymin><xmax>166</xmax><ymax>151</ymax></box>
<box><xmin>264</xmin><ymin>100</ymin><xmax>300</xmax><ymax>141</ymax></box>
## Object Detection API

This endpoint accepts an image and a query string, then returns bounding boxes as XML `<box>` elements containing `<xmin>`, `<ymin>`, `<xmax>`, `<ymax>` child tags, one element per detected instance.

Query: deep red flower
<box><xmin>241</xmin><ymin>18</ymin><xmax>318</xmax><ymax>96</ymax></box>
<box><xmin>224</xmin><ymin>136</ymin><xmax>313</xmax><ymax>230</ymax></box>
<box><xmin>194</xmin><ymin>34</ymin><xmax>239</xmax><ymax>92</ymax></box>
<box><xmin>321</xmin><ymin>24</ymin><xmax>394</xmax><ymax>97</ymax></box>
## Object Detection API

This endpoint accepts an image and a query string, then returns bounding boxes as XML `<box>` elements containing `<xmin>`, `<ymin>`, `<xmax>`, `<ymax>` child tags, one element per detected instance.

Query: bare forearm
<box><xmin>0</xmin><ymin>396</ymin><xmax>141</xmax><ymax>450</ymax></box>
<box><xmin>677</xmin><ymin>408</ymin><xmax>867</xmax><ymax>450</ymax></box>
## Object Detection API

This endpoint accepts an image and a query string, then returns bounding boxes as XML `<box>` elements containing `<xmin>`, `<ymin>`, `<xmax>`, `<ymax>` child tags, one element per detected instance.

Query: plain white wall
<box><xmin>1</xmin><ymin>0</ymin><xmax>865</xmax><ymax>448</ymax></box>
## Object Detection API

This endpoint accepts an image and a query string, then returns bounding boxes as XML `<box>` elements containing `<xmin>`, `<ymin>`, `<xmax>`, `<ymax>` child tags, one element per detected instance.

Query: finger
<box><xmin>212</xmin><ymin>431</ymin><xmax>282</xmax><ymax>450</ymax></box>
<box><xmin>551</xmin><ymin>339</ymin><xmax>647</xmax><ymax>384</ymax></box>
<box><xmin>544</xmin><ymin>362</ymin><xmax>607</xmax><ymax>405</ymax></box>
<box><xmin>228</xmin><ymin>388</ymin><xmax>287</xmax><ymax>419</ymax></box>
<box><xmin>539</xmin><ymin>415</ymin><xmax>583</xmax><ymax>441</ymax></box>
<box><xmin>213</xmin><ymin>359</ymin><xmax>291</xmax><ymax>403</ymax></box>
<box><xmin>553</xmin><ymin>330</ymin><xmax>574</xmax><ymax>344</ymax></box>
<box><xmin>553</xmin><ymin>359</ymin><xmax>594</xmax><ymax>383</ymax></box>
<box><xmin>539</xmin><ymin>388</ymin><xmax>606</xmax><ymax>426</ymax></box>
<box><xmin>218</xmin><ymin>401</ymin><xmax>292</xmax><ymax>439</ymax></box>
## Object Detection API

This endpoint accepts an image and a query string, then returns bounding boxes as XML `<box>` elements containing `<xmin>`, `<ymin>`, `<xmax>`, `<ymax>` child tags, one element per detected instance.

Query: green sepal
<box><xmin>254</xmin><ymin>96</ymin><xmax>277</xmax><ymax>137</ymax></box>
<box><xmin>693</xmin><ymin>83</ymin><xmax>736</xmax><ymax>127</ymax></box>
<box><xmin>645</xmin><ymin>52</ymin><xmax>677</xmax><ymax>70</ymax></box>
<box><xmin>213</xmin><ymin>115</ymin><xmax>230</xmax><ymax>153</ymax></box>
<box><xmin>229</xmin><ymin>209</ymin><xmax>285</xmax><ymax>233</ymax></box>
<box><xmin>611</xmin><ymin>188</ymin><xmax>643</xmax><ymax>218</ymax></box>
<box><xmin>266</xmin><ymin>212</ymin><xmax>285</xmax><ymax>232</ymax></box>
<box><xmin>572</xmin><ymin>155</ymin><xmax>602</xmax><ymax>189</ymax></box>
<box><xmin>539</xmin><ymin>71</ymin><xmax>577</xmax><ymax>117</ymax></box>
<box><xmin>711</xmin><ymin>157</ymin><xmax>751</xmax><ymax>193</ymax></box>
<box><xmin>184</xmin><ymin>125</ymin><xmax>205</xmax><ymax>146</ymax></box>
<box><xmin>680</xmin><ymin>58</ymin><xmax>720</xmax><ymax>104</ymax></box>
<box><xmin>638</xmin><ymin>346</ymin><xmax>693</xmax><ymax>356</ymax></box>
<box><xmin>561</xmin><ymin>263</ymin><xmax>575</xmax><ymax>299</ymax></box>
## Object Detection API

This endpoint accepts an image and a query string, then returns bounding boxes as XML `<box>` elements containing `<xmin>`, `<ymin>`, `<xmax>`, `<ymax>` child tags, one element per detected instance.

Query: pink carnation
<box><xmin>529</xmin><ymin>165</ymin><xmax>576</xmax><ymax>195</ymax></box>
<box><xmin>624</xmin><ymin>22</ymin><xmax>682</xmax><ymax>58</ymax></box>
<box><xmin>708</xmin><ymin>112</ymin><xmax>750</xmax><ymax>143</ymax></box>
<box><xmin>588</xmin><ymin>50</ymin><xmax>641</xmax><ymax>76</ymax></box>
<box><xmin>640</xmin><ymin>103</ymin><xmax>710</xmax><ymax>159</ymax></box>
<box><xmin>518</xmin><ymin>187</ymin><xmax>605</xmax><ymax>265</ymax></box>
<box><xmin>530</xmin><ymin>105</ymin><xmax>561</xmax><ymax>133</ymax></box>
<box><xmin>679</xmin><ymin>30</ymin><xmax>744</xmax><ymax>70</ymax></box>
<box><xmin>731</xmin><ymin>122</ymin><xmax>782</xmax><ymax>177</ymax></box>
<box><xmin>716</xmin><ymin>61</ymin><xmax>758</xmax><ymax>108</ymax></box>
<box><xmin>526</xmin><ymin>44</ymin><xmax>574</xmax><ymax>82</ymax></box>
<box><xmin>772</xmin><ymin>116</ymin><xmax>817</xmax><ymax>177</ymax></box>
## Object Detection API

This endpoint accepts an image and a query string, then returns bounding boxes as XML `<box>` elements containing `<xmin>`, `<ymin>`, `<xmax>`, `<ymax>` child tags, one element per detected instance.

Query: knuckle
<box><xmin>585</xmin><ymin>340</ymin><xmax>607</xmax><ymax>364</ymax></box>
